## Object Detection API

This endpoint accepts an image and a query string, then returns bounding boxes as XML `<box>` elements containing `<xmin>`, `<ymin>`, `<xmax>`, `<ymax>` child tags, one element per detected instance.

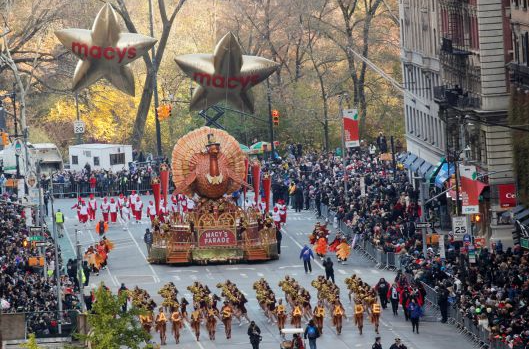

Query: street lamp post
<box><xmin>266</xmin><ymin>79</ymin><xmax>276</xmax><ymax>161</ymax></box>
<box><xmin>338</xmin><ymin>93</ymin><xmax>350</xmax><ymax>202</ymax></box>
<box><xmin>74</xmin><ymin>227</ymin><xmax>86</xmax><ymax>312</ymax></box>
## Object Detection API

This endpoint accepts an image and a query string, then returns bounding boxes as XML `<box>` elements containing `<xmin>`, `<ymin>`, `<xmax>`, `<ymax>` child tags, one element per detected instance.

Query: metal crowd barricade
<box><xmin>386</xmin><ymin>252</ymin><xmax>396</xmax><ymax>270</ymax></box>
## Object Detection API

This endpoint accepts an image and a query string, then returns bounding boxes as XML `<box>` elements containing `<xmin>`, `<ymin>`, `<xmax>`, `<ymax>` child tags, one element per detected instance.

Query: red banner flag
<box><xmin>262</xmin><ymin>172</ymin><xmax>271</xmax><ymax>213</ymax></box>
<box><xmin>243</xmin><ymin>157</ymin><xmax>249</xmax><ymax>204</ymax></box>
<box><xmin>251</xmin><ymin>161</ymin><xmax>261</xmax><ymax>204</ymax></box>
<box><xmin>160</xmin><ymin>163</ymin><xmax>169</xmax><ymax>208</ymax></box>
<box><xmin>498</xmin><ymin>183</ymin><xmax>517</xmax><ymax>208</ymax></box>
<box><xmin>151</xmin><ymin>177</ymin><xmax>161</xmax><ymax>214</ymax></box>
<box><xmin>343</xmin><ymin>109</ymin><xmax>360</xmax><ymax>148</ymax></box>
<box><xmin>459</xmin><ymin>165</ymin><xmax>487</xmax><ymax>214</ymax></box>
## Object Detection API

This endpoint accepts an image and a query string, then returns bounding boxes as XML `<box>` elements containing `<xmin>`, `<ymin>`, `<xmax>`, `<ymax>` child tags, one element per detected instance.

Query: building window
<box><xmin>480</xmin><ymin>130</ymin><xmax>488</xmax><ymax>164</ymax></box>
<box><xmin>72</xmin><ymin>155</ymin><xmax>78</xmax><ymax>165</ymax></box>
<box><xmin>525</xmin><ymin>32</ymin><xmax>529</xmax><ymax>66</ymax></box>
<box><xmin>93</xmin><ymin>157</ymin><xmax>100</xmax><ymax>166</ymax></box>
<box><xmin>109</xmin><ymin>153</ymin><xmax>125</xmax><ymax>166</ymax></box>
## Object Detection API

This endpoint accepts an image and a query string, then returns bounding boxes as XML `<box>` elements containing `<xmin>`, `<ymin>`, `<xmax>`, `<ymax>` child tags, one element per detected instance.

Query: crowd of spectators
<box><xmin>0</xmin><ymin>194</ymin><xmax>80</xmax><ymax>336</ymax></box>
<box><xmin>267</xmin><ymin>145</ymin><xmax>529</xmax><ymax>348</ymax></box>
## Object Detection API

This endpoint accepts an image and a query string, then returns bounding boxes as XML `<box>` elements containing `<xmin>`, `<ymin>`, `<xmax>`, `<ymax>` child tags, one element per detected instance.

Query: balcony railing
<box><xmin>434</xmin><ymin>85</ymin><xmax>481</xmax><ymax>110</ymax></box>
<box><xmin>508</xmin><ymin>62</ymin><xmax>529</xmax><ymax>88</ymax></box>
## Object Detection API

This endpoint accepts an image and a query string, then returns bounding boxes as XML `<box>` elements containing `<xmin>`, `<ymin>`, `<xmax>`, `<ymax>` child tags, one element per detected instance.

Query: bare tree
<box><xmin>111</xmin><ymin>0</ymin><xmax>186</xmax><ymax>149</ymax></box>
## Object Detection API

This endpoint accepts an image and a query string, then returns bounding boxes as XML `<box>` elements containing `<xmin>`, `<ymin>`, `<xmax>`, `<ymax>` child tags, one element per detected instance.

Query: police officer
<box><xmin>55</xmin><ymin>209</ymin><xmax>64</xmax><ymax>238</ymax></box>
<box><xmin>144</xmin><ymin>229</ymin><xmax>153</xmax><ymax>255</ymax></box>
<box><xmin>372</xmin><ymin>336</ymin><xmax>383</xmax><ymax>349</ymax></box>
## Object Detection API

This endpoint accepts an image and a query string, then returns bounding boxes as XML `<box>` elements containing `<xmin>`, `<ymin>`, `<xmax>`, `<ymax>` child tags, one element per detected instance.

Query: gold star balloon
<box><xmin>55</xmin><ymin>3</ymin><xmax>157</xmax><ymax>96</ymax></box>
<box><xmin>175</xmin><ymin>32</ymin><xmax>279</xmax><ymax>113</ymax></box>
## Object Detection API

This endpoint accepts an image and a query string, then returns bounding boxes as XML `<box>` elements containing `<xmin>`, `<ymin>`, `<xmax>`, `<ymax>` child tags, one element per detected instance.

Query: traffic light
<box><xmin>1</xmin><ymin>132</ymin><xmax>9</xmax><ymax>146</ymax></box>
<box><xmin>471</xmin><ymin>213</ymin><xmax>482</xmax><ymax>223</ymax></box>
<box><xmin>22</xmin><ymin>238</ymin><xmax>29</xmax><ymax>248</ymax></box>
<box><xmin>272</xmin><ymin>109</ymin><xmax>279</xmax><ymax>126</ymax></box>
<box><xmin>156</xmin><ymin>105</ymin><xmax>172</xmax><ymax>120</ymax></box>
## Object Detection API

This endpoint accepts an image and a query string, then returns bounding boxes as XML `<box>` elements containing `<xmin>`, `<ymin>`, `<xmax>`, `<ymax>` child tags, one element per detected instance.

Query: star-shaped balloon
<box><xmin>55</xmin><ymin>3</ymin><xmax>157</xmax><ymax>96</ymax></box>
<box><xmin>175</xmin><ymin>32</ymin><xmax>279</xmax><ymax>113</ymax></box>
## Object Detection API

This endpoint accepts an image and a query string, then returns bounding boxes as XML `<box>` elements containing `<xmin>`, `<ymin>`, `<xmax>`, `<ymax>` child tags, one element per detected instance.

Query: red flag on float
<box><xmin>160</xmin><ymin>163</ymin><xmax>169</xmax><ymax>208</ymax></box>
<box><xmin>151</xmin><ymin>177</ymin><xmax>161</xmax><ymax>214</ymax></box>
<box><xmin>251</xmin><ymin>161</ymin><xmax>261</xmax><ymax>204</ymax></box>
<box><xmin>262</xmin><ymin>172</ymin><xmax>271</xmax><ymax>212</ymax></box>
<box><xmin>243</xmin><ymin>157</ymin><xmax>249</xmax><ymax>204</ymax></box>
<box><xmin>343</xmin><ymin>108</ymin><xmax>360</xmax><ymax>147</ymax></box>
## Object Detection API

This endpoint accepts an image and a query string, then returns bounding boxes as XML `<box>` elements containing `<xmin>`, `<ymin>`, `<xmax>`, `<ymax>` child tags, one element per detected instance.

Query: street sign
<box><xmin>521</xmin><ymin>237</ymin><xmax>529</xmax><ymax>249</ymax></box>
<box><xmin>29</xmin><ymin>235</ymin><xmax>44</xmax><ymax>241</ymax></box>
<box><xmin>415</xmin><ymin>222</ymin><xmax>433</xmax><ymax>229</ymax></box>
<box><xmin>73</xmin><ymin>120</ymin><xmax>86</xmax><ymax>134</ymax></box>
<box><xmin>13</xmin><ymin>138</ymin><xmax>23</xmax><ymax>155</ymax></box>
<box><xmin>463</xmin><ymin>234</ymin><xmax>472</xmax><ymax>246</ymax></box>
<box><xmin>452</xmin><ymin>216</ymin><xmax>470</xmax><ymax>236</ymax></box>
<box><xmin>34</xmin><ymin>242</ymin><xmax>48</xmax><ymax>247</ymax></box>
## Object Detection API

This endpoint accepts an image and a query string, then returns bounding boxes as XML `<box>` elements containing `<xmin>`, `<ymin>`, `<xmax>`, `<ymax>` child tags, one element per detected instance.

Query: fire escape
<box><xmin>434</xmin><ymin>0</ymin><xmax>481</xmax><ymax>111</ymax></box>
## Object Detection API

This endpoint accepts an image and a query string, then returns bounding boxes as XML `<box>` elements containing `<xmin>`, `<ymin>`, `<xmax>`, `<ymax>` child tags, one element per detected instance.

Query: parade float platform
<box><xmin>149</xmin><ymin>199</ymin><xmax>278</xmax><ymax>265</ymax></box>
<box><xmin>147</xmin><ymin>126</ymin><xmax>278</xmax><ymax>265</ymax></box>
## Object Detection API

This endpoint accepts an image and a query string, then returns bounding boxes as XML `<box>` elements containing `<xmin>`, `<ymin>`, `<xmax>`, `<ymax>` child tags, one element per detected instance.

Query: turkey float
<box><xmin>147</xmin><ymin>127</ymin><xmax>278</xmax><ymax>265</ymax></box>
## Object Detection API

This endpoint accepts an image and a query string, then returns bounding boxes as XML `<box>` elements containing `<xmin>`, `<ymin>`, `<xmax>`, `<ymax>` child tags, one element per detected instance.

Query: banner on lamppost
<box><xmin>459</xmin><ymin>165</ymin><xmax>486</xmax><ymax>214</ymax></box>
<box><xmin>498</xmin><ymin>183</ymin><xmax>517</xmax><ymax>208</ymax></box>
<box><xmin>343</xmin><ymin>109</ymin><xmax>359</xmax><ymax>148</ymax></box>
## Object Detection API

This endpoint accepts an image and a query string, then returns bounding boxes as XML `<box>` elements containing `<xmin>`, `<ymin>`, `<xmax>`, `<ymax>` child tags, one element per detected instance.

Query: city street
<box><xmin>51</xmin><ymin>198</ymin><xmax>474</xmax><ymax>349</ymax></box>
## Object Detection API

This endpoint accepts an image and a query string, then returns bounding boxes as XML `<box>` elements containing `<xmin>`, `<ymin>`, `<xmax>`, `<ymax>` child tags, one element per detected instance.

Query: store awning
<box><xmin>418</xmin><ymin>161</ymin><xmax>433</xmax><ymax>177</ymax></box>
<box><xmin>426</xmin><ymin>157</ymin><xmax>445</xmax><ymax>182</ymax></box>
<box><xmin>435</xmin><ymin>162</ymin><xmax>456</xmax><ymax>188</ymax></box>
<box><xmin>515</xmin><ymin>209</ymin><xmax>529</xmax><ymax>221</ymax></box>
<box><xmin>410</xmin><ymin>158</ymin><xmax>425</xmax><ymax>172</ymax></box>
<box><xmin>397</xmin><ymin>152</ymin><xmax>409</xmax><ymax>162</ymax></box>
<box><xmin>512</xmin><ymin>205</ymin><xmax>526</xmax><ymax>215</ymax></box>
<box><xmin>403</xmin><ymin>154</ymin><xmax>417</xmax><ymax>168</ymax></box>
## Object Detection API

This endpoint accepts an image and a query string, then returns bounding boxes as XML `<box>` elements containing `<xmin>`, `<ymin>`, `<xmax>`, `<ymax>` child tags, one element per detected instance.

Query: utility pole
<box><xmin>420</xmin><ymin>182</ymin><xmax>428</xmax><ymax>257</ymax></box>
<box><xmin>390</xmin><ymin>135</ymin><xmax>396</xmax><ymax>174</ymax></box>
<box><xmin>49</xmin><ymin>181</ymin><xmax>63</xmax><ymax>334</ymax></box>
<box><xmin>266</xmin><ymin>78</ymin><xmax>275</xmax><ymax>161</ymax></box>
<box><xmin>149</xmin><ymin>0</ymin><xmax>163</xmax><ymax>158</ymax></box>
<box><xmin>11</xmin><ymin>92</ymin><xmax>20</xmax><ymax>178</ymax></box>
<box><xmin>75</xmin><ymin>228</ymin><xmax>86</xmax><ymax>312</ymax></box>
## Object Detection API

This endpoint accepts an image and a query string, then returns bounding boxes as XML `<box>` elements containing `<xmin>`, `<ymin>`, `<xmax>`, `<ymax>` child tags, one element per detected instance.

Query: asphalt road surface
<box><xmin>49</xmin><ymin>197</ymin><xmax>473</xmax><ymax>349</ymax></box>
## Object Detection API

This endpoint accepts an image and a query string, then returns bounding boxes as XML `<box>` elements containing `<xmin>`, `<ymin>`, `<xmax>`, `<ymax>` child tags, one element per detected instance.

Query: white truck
<box><xmin>0</xmin><ymin>142</ymin><xmax>63</xmax><ymax>175</ymax></box>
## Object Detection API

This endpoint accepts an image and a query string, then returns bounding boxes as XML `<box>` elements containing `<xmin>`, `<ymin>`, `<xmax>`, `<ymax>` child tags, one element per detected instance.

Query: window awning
<box><xmin>418</xmin><ymin>161</ymin><xmax>433</xmax><ymax>177</ymax></box>
<box><xmin>403</xmin><ymin>154</ymin><xmax>417</xmax><ymax>168</ymax></box>
<box><xmin>515</xmin><ymin>209</ymin><xmax>529</xmax><ymax>221</ymax></box>
<box><xmin>410</xmin><ymin>158</ymin><xmax>425</xmax><ymax>172</ymax></box>
<box><xmin>435</xmin><ymin>162</ymin><xmax>456</xmax><ymax>188</ymax></box>
<box><xmin>397</xmin><ymin>152</ymin><xmax>409</xmax><ymax>162</ymax></box>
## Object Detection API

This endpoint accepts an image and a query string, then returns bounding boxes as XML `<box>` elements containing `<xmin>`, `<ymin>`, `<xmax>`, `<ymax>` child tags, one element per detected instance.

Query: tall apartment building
<box><xmin>434</xmin><ymin>0</ymin><xmax>514</xmax><ymax>243</ymax></box>
<box><xmin>399</xmin><ymin>0</ymin><xmax>445</xmax><ymax>168</ymax></box>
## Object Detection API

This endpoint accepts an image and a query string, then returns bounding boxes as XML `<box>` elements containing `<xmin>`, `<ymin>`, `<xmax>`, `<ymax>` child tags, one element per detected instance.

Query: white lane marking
<box><xmin>257</xmin><ymin>272</ymin><xmax>265</xmax><ymax>277</ymax></box>
<box><xmin>105</xmin><ymin>265</ymin><xmax>119</xmax><ymax>287</ymax></box>
<box><xmin>371</xmin><ymin>269</ymin><xmax>380</xmax><ymax>274</ymax></box>
<box><xmin>338</xmin><ymin>269</ymin><xmax>347</xmax><ymax>275</ymax></box>
<box><xmin>190</xmin><ymin>274</ymin><xmax>197</xmax><ymax>280</ymax></box>
<box><xmin>172</xmin><ymin>276</ymin><xmax>181</xmax><ymax>281</ymax></box>
<box><xmin>354</xmin><ymin>269</ymin><xmax>362</xmax><ymax>274</ymax></box>
<box><xmin>118</xmin><ymin>217</ymin><xmax>161</xmax><ymax>283</ymax></box>
<box><xmin>278</xmin><ymin>265</ymin><xmax>303</xmax><ymax>269</ymax></box>
<box><xmin>240</xmin><ymin>273</ymin><xmax>248</xmax><ymax>278</ymax></box>
<box><xmin>183</xmin><ymin>321</ymin><xmax>206</xmax><ymax>349</ymax></box>
<box><xmin>169</xmin><ymin>269</ymin><xmax>198</xmax><ymax>273</ymax></box>
<box><xmin>226</xmin><ymin>267</ymin><xmax>255</xmax><ymax>270</ymax></box>
<box><xmin>282</xmin><ymin>227</ymin><xmax>324</xmax><ymax>270</ymax></box>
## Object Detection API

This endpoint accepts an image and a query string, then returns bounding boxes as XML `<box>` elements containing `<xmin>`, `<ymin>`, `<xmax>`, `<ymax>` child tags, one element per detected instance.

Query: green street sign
<box><xmin>29</xmin><ymin>236</ymin><xmax>44</xmax><ymax>242</ymax></box>
<box><xmin>521</xmin><ymin>238</ymin><xmax>529</xmax><ymax>249</ymax></box>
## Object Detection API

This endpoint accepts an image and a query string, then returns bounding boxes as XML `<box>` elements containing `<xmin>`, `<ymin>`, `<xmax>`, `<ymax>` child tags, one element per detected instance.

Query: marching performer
<box><xmin>313</xmin><ymin>300</ymin><xmax>326</xmax><ymax>334</ymax></box>
<box><xmin>258</xmin><ymin>197</ymin><xmax>267</xmax><ymax>217</ymax></box>
<box><xmin>291</xmin><ymin>302</ymin><xmax>303</xmax><ymax>328</ymax></box>
<box><xmin>336</xmin><ymin>239</ymin><xmax>351</xmax><ymax>264</ymax></box>
<box><xmin>272</xmin><ymin>207</ymin><xmax>281</xmax><ymax>230</ymax></box>
<box><xmin>147</xmin><ymin>201</ymin><xmax>157</xmax><ymax>222</ymax></box>
<box><xmin>221</xmin><ymin>301</ymin><xmax>233</xmax><ymax>339</ymax></box>
<box><xmin>109</xmin><ymin>198</ymin><xmax>118</xmax><ymax>223</ymax></box>
<box><xmin>71</xmin><ymin>197</ymin><xmax>82</xmax><ymax>222</ymax></box>
<box><xmin>79</xmin><ymin>200</ymin><xmax>89</xmax><ymax>224</ymax></box>
<box><xmin>276</xmin><ymin>299</ymin><xmax>287</xmax><ymax>335</ymax></box>
<box><xmin>206</xmin><ymin>305</ymin><xmax>218</xmax><ymax>340</ymax></box>
<box><xmin>371</xmin><ymin>301</ymin><xmax>382</xmax><ymax>334</ymax></box>
<box><xmin>121</xmin><ymin>202</ymin><xmax>130</xmax><ymax>231</ymax></box>
<box><xmin>159</xmin><ymin>202</ymin><xmax>168</xmax><ymax>223</ymax></box>
<box><xmin>332</xmin><ymin>300</ymin><xmax>346</xmax><ymax>335</ymax></box>
<box><xmin>190</xmin><ymin>305</ymin><xmax>202</xmax><ymax>341</ymax></box>
<box><xmin>100</xmin><ymin>197</ymin><xmax>110</xmax><ymax>222</ymax></box>
<box><xmin>354</xmin><ymin>297</ymin><xmax>365</xmax><ymax>335</ymax></box>
<box><xmin>155</xmin><ymin>307</ymin><xmax>167</xmax><ymax>345</ymax></box>
<box><xmin>134</xmin><ymin>196</ymin><xmax>143</xmax><ymax>223</ymax></box>
<box><xmin>139</xmin><ymin>311</ymin><xmax>153</xmax><ymax>334</ymax></box>
<box><xmin>278</xmin><ymin>199</ymin><xmax>287</xmax><ymax>226</ymax></box>
<box><xmin>170</xmin><ymin>307</ymin><xmax>182</xmax><ymax>344</ymax></box>
<box><xmin>130</xmin><ymin>190</ymin><xmax>138</xmax><ymax>218</ymax></box>
<box><xmin>88</xmin><ymin>194</ymin><xmax>97</xmax><ymax>221</ymax></box>
<box><xmin>118</xmin><ymin>193</ymin><xmax>126</xmax><ymax>217</ymax></box>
